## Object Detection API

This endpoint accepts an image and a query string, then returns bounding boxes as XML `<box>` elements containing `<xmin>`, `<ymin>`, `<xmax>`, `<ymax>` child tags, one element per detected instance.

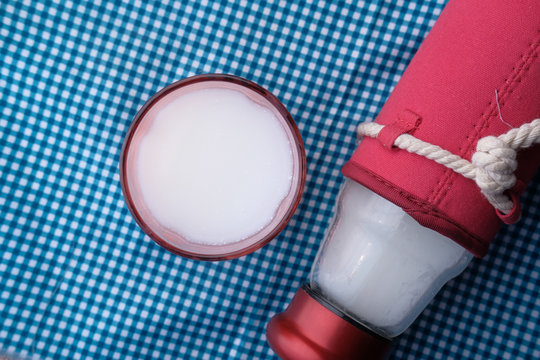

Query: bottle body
<box><xmin>310</xmin><ymin>179</ymin><xmax>472</xmax><ymax>338</ymax></box>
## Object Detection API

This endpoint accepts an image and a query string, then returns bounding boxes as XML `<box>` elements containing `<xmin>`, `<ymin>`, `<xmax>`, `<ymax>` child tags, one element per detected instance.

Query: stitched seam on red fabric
<box><xmin>345</xmin><ymin>161</ymin><xmax>487</xmax><ymax>251</ymax></box>
<box><xmin>431</xmin><ymin>31</ymin><xmax>540</xmax><ymax>206</ymax></box>
<box><xmin>432</xmin><ymin>38</ymin><xmax>535</xmax><ymax>204</ymax></box>
<box><xmin>431</xmin><ymin>33</ymin><xmax>540</xmax><ymax>205</ymax></box>
<box><xmin>498</xmin><ymin>46</ymin><xmax>539</xmax><ymax>110</ymax></box>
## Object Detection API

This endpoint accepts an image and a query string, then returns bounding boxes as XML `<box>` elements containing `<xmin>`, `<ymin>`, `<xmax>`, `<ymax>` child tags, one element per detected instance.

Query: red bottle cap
<box><xmin>267</xmin><ymin>284</ymin><xmax>392</xmax><ymax>360</ymax></box>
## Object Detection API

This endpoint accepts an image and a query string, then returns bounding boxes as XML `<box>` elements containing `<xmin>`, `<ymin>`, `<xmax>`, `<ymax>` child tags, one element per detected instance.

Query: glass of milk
<box><xmin>120</xmin><ymin>74</ymin><xmax>305</xmax><ymax>260</ymax></box>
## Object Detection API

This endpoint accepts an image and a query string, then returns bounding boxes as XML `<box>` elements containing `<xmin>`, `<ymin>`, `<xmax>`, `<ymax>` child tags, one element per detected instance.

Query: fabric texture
<box><xmin>0</xmin><ymin>1</ymin><xmax>538</xmax><ymax>359</ymax></box>
<box><xmin>343</xmin><ymin>0</ymin><xmax>540</xmax><ymax>257</ymax></box>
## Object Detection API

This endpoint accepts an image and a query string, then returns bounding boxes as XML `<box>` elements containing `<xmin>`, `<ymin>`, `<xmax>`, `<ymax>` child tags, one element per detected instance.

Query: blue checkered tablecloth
<box><xmin>1</xmin><ymin>0</ymin><xmax>539</xmax><ymax>359</ymax></box>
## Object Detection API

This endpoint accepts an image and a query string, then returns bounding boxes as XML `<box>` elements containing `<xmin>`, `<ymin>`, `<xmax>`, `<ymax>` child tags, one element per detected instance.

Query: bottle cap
<box><xmin>267</xmin><ymin>284</ymin><xmax>392</xmax><ymax>360</ymax></box>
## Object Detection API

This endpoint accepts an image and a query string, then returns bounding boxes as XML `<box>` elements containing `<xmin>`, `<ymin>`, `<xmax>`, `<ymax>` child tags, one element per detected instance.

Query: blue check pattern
<box><xmin>1</xmin><ymin>0</ymin><xmax>539</xmax><ymax>359</ymax></box>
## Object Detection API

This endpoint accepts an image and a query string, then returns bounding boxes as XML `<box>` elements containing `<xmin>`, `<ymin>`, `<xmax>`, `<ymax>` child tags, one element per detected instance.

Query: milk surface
<box><xmin>136</xmin><ymin>88</ymin><xmax>293</xmax><ymax>245</ymax></box>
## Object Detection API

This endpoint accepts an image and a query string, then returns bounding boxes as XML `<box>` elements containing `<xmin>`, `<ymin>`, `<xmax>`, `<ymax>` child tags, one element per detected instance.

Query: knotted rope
<box><xmin>357</xmin><ymin>118</ymin><xmax>540</xmax><ymax>215</ymax></box>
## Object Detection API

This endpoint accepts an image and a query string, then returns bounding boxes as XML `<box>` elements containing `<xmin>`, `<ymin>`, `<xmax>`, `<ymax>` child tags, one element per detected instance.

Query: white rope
<box><xmin>357</xmin><ymin>118</ymin><xmax>540</xmax><ymax>214</ymax></box>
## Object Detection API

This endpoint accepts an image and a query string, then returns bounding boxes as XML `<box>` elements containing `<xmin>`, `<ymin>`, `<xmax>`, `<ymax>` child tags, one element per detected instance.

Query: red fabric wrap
<box><xmin>342</xmin><ymin>0</ymin><xmax>540</xmax><ymax>257</ymax></box>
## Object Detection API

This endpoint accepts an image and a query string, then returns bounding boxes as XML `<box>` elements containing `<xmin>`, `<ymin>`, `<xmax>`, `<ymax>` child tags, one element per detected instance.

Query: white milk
<box><xmin>311</xmin><ymin>179</ymin><xmax>472</xmax><ymax>337</ymax></box>
<box><xmin>136</xmin><ymin>88</ymin><xmax>293</xmax><ymax>245</ymax></box>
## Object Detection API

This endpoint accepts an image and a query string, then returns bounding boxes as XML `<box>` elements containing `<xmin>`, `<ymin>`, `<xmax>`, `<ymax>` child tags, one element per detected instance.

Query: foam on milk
<box><xmin>136</xmin><ymin>88</ymin><xmax>293</xmax><ymax>245</ymax></box>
